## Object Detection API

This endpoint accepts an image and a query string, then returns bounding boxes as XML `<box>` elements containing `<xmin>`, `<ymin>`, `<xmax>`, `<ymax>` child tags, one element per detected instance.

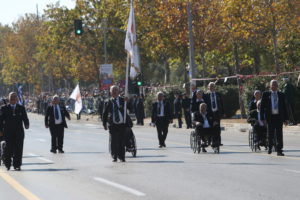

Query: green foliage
<box><xmin>217</xmin><ymin>85</ymin><xmax>240</xmax><ymax>118</ymax></box>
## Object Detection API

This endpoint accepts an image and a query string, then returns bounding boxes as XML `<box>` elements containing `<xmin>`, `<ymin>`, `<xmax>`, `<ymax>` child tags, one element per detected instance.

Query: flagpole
<box><xmin>124</xmin><ymin>53</ymin><xmax>130</xmax><ymax>123</ymax></box>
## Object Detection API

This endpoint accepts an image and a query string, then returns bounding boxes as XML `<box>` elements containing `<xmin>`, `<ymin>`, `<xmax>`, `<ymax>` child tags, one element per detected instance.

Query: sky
<box><xmin>0</xmin><ymin>0</ymin><xmax>76</xmax><ymax>25</ymax></box>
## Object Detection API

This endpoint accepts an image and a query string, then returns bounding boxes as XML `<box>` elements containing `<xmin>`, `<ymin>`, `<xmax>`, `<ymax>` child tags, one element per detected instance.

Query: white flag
<box><xmin>125</xmin><ymin>1</ymin><xmax>140</xmax><ymax>79</ymax></box>
<box><xmin>70</xmin><ymin>84</ymin><xmax>82</xmax><ymax>115</ymax></box>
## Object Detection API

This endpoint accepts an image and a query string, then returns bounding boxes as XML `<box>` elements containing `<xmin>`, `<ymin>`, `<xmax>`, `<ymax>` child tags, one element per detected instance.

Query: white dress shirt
<box><xmin>201</xmin><ymin>113</ymin><xmax>210</xmax><ymax>128</ymax></box>
<box><xmin>271</xmin><ymin>91</ymin><xmax>279</xmax><ymax>115</ymax></box>
<box><xmin>157</xmin><ymin>101</ymin><xmax>164</xmax><ymax>117</ymax></box>
<box><xmin>54</xmin><ymin>105</ymin><xmax>63</xmax><ymax>125</ymax></box>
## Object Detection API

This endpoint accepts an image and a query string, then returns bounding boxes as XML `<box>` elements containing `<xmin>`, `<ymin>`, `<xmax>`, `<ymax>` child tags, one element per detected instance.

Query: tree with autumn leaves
<box><xmin>0</xmin><ymin>0</ymin><xmax>299</xmax><ymax>94</ymax></box>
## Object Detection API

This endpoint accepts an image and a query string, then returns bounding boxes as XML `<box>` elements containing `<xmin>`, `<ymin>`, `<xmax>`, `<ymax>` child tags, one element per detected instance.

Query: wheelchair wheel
<box><xmin>190</xmin><ymin>131</ymin><xmax>195</xmax><ymax>150</ymax></box>
<box><xmin>131</xmin><ymin>134</ymin><xmax>137</xmax><ymax>157</ymax></box>
<box><xmin>197</xmin><ymin>135</ymin><xmax>201</xmax><ymax>154</ymax></box>
<box><xmin>248</xmin><ymin>129</ymin><xmax>255</xmax><ymax>152</ymax></box>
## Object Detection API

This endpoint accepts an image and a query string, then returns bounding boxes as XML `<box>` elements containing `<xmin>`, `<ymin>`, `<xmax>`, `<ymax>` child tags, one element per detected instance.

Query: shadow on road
<box><xmin>65</xmin><ymin>152</ymin><xmax>104</xmax><ymax>154</ymax></box>
<box><xmin>211</xmin><ymin>162</ymin><xmax>282</xmax><ymax>166</ymax></box>
<box><xmin>132</xmin><ymin>155</ymin><xmax>167</xmax><ymax>158</ymax></box>
<box><xmin>22</xmin><ymin>162</ymin><xmax>53</xmax><ymax>166</ymax></box>
<box><xmin>129</xmin><ymin>160</ymin><xmax>184</xmax><ymax>164</ymax></box>
<box><xmin>21</xmin><ymin>168</ymin><xmax>76</xmax><ymax>172</ymax></box>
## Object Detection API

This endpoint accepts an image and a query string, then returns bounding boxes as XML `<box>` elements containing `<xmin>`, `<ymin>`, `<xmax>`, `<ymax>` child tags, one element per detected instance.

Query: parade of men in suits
<box><xmin>45</xmin><ymin>95</ymin><xmax>70</xmax><ymax>154</ymax></box>
<box><xmin>260</xmin><ymin>80</ymin><xmax>288</xmax><ymax>156</ymax></box>
<box><xmin>102</xmin><ymin>85</ymin><xmax>132</xmax><ymax>162</ymax></box>
<box><xmin>0</xmin><ymin>92</ymin><xmax>29</xmax><ymax>171</ymax></box>
<box><xmin>151</xmin><ymin>92</ymin><xmax>172</xmax><ymax>148</ymax></box>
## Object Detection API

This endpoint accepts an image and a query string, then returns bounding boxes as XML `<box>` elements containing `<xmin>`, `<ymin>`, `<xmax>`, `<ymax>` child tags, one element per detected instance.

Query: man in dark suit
<box><xmin>247</xmin><ymin>100</ymin><xmax>267</xmax><ymax>149</ymax></box>
<box><xmin>45</xmin><ymin>95</ymin><xmax>70</xmax><ymax>154</ymax></box>
<box><xmin>260</xmin><ymin>80</ymin><xmax>288</xmax><ymax>156</ymax></box>
<box><xmin>134</xmin><ymin>95</ymin><xmax>145</xmax><ymax>125</ymax></box>
<box><xmin>182</xmin><ymin>93</ymin><xmax>192</xmax><ymax>129</ymax></box>
<box><xmin>204</xmin><ymin>82</ymin><xmax>224</xmax><ymax>146</ymax></box>
<box><xmin>151</xmin><ymin>92</ymin><xmax>172</xmax><ymax>148</ymax></box>
<box><xmin>0</xmin><ymin>92</ymin><xmax>29</xmax><ymax>171</ymax></box>
<box><xmin>173</xmin><ymin>94</ymin><xmax>183</xmax><ymax>128</ymax></box>
<box><xmin>102</xmin><ymin>85</ymin><xmax>132</xmax><ymax>162</ymax></box>
<box><xmin>248</xmin><ymin>90</ymin><xmax>262</xmax><ymax>112</ymax></box>
<box><xmin>192</xmin><ymin>103</ymin><xmax>218</xmax><ymax>152</ymax></box>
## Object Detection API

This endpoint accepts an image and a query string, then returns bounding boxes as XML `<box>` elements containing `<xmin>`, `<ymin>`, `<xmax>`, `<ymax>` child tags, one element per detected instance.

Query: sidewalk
<box><xmin>69</xmin><ymin>113</ymin><xmax>300</xmax><ymax>133</ymax></box>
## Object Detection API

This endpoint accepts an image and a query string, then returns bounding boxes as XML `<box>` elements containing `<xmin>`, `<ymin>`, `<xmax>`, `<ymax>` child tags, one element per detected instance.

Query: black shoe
<box><xmin>268</xmin><ymin>150</ymin><xmax>272</xmax><ymax>154</ymax></box>
<box><xmin>14</xmin><ymin>167</ymin><xmax>21</xmax><ymax>171</ymax></box>
<box><xmin>50</xmin><ymin>149</ymin><xmax>56</xmax><ymax>154</ymax></box>
<box><xmin>58</xmin><ymin>150</ymin><xmax>64</xmax><ymax>153</ymax></box>
<box><xmin>6</xmin><ymin>166</ymin><xmax>10</xmax><ymax>171</ymax></box>
<box><xmin>202</xmin><ymin>148</ymin><xmax>207</xmax><ymax>153</ymax></box>
<box><xmin>120</xmin><ymin>159</ymin><xmax>126</xmax><ymax>162</ymax></box>
<box><xmin>159</xmin><ymin>145</ymin><xmax>163</xmax><ymax>148</ymax></box>
<box><xmin>277</xmin><ymin>152</ymin><xmax>285</xmax><ymax>156</ymax></box>
<box><xmin>163</xmin><ymin>144</ymin><xmax>166</xmax><ymax>148</ymax></box>
<box><xmin>112</xmin><ymin>158</ymin><xmax>117</xmax><ymax>162</ymax></box>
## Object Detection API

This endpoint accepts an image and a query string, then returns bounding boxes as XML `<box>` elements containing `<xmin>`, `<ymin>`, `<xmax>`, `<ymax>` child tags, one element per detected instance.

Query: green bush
<box><xmin>217</xmin><ymin>85</ymin><xmax>240</xmax><ymax>118</ymax></box>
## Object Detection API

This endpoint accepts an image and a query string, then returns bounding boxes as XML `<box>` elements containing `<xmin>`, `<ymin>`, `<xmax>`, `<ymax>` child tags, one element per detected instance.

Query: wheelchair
<box><xmin>108</xmin><ymin>128</ymin><xmax>137</xmax><ymax>158</ymax></box>
<box><xmin>248</xmin><ymin>126</ymin><xmax>274</xmax><ymax>152</ymax></box>
<box><xmin>190</xmin><ymin>127</ymin><xmax>220</xmax><ymax>154</ymax></box>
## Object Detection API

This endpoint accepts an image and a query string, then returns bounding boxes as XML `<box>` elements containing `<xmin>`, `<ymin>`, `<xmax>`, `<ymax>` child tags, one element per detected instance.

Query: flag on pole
<box><xmin>70</xmin><ymin>84</ymin><xmax>82</xmax><ymax>115</ymax></box>
<box><xmin>125</xmin><ymin>0</ymin><xmax>140</xmax><ymax>79</ymax></box>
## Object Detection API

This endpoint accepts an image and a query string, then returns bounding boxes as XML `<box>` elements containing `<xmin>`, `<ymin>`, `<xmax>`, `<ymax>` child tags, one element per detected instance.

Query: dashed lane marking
<box><xmin>0</xmin><ymin>169</ymin><xmax>41</xmax><ymax>200</ymax></box>
<box><xmin>94</xmin><ymin>177</ymin><xmax>146</xmax><ymax>197</ymax></box>
<box><xmin>28</xmin><ymin>153</ymin><xmax>53</xmax><ymax>163</ymax></box>
<box><xmin>284</xmin><ymin>169</ymin><xmax>300</xmax><ymax>174</ymax></box>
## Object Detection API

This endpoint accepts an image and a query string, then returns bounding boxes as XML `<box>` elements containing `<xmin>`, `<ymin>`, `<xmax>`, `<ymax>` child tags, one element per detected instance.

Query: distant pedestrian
<box><xmin>0</xmin><ymin>92</ymin><xmax>29</xmax><ymax>171</ymax></box>
<box><xmin>173</xmin><ymin>94</ymin><xmax>183</xmax><ymax>128</ymax></box>
<box><xmin>151</xmin><ymin>92</ymin><xmax>172</xmax><ymax>148</ymax></box>
<box><xmin>45</xmin><ymin>95</ymin><xmax>70</xmax><ymax>154</ymax></box>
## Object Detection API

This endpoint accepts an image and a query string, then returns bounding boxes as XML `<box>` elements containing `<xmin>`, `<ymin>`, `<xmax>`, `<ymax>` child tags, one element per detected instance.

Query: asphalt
<box><xmin>0</xmin><ymin>113</ymin><xmax>299</xmax><ymax>200</ymax></box>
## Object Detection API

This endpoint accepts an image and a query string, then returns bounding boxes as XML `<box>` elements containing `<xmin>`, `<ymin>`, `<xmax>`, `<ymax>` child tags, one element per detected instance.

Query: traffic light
<box><xmin>74</xmin><ymin>19</ymin><xmax>83</xmax><ymax>35</ymax></box>
<box><xmin>136</xmin><ymin>74</ymin><xmax>142</xmax><ymax>86</ymax></box>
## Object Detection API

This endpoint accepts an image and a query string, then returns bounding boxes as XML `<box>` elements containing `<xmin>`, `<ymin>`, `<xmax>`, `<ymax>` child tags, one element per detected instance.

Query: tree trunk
<box><xmin>164</xmin><ymin>61</ymin><xmax>170</xmax><ymax>84</ymax></box>
<box><xmin>233</xmin><ymin>42</ymin><xmax>246</xmax><ymax>118</ymax></box>
<box><xmin>200</xmin><ymin>46</ymin><xmax>206</xmax><ymax>86</ymax></box>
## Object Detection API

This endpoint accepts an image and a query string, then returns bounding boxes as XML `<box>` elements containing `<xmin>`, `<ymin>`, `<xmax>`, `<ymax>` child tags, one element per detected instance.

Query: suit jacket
<box><xmin>102</xmin><ymin>97</ymin><xmax>133</xmax><ymax>128</ymax></box>
<box><xmin>0</xmin><ymin>104</ymin><xmax>29</xmax><ymax>139</ymax></box>
<box><xmin>247</xmin><ymin>110</ymin><xmax>265</xmax><ymax>127</ymax></box>
<box><xmin>182</xmin><ymin>97</ymin><xmax>191</xmax><ymax>112</ymax></box>
<box><xmin>191</xmin><ymin>98</ymin><xmax>205</xmax><ymax>113</ymax></box>
<box><xmin>204</xmin><ymin>92</ymin><xmax>224</xmax><ymax>118</ymax></box>
<box><xmin>45</xmin><ymin>105</ymin><xmax>70</xmax><ymax>128</ymax></box>
<box><xmin>260</xmin><ymin>91</ymin><xmax>288</xmax><ymax>123</ymax></box>
<box><xmin>173</xmin><ymin>98</ymin><xmax>182</xmax><ymax>116</ymax></box>
<box><xmin>248</xmin><ymin>99</ymin><xmax>258</xmax><ymax>112</ymax></box>
<box><xmin>151</xmin><ymin>101</ymin><xmax>172</xmax><ymax>123</ymax></box>
<box><xmin>192</xmin><ymin>111</ymin><xmax>215</xmax><ymax>128</ymax></box>
<box><xmin>135</xmin><ymin>98</ymin><xmax>145</xmax><ymax>118</ymax></box>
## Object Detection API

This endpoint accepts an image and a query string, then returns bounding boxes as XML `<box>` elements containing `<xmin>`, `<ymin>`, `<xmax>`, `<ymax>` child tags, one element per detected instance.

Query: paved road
<box><xmin>1</xmin><ymin>114</ymin><xmax>300</xmax><ymax>200</ymax></box>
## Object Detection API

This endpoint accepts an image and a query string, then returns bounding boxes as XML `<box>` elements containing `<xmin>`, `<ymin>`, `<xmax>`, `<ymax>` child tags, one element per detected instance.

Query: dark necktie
<box><xmin>55</xmin><ymin>106</ymin><xmax>59</xmax><ymax>120</ymax></box>
<box><xmin>273</xmin><ymin>92</ymin><xmax>278</xmax><ymax>110</ymax></box>
<box><xmin>113</xmin><ymin>99</ymin><xmax>120</xmax><ymax>123</ymax></box>
<box><xmin>212</xmin><ymin>93</ymin><xmax>216</xmax><ymax>109</ymax></box>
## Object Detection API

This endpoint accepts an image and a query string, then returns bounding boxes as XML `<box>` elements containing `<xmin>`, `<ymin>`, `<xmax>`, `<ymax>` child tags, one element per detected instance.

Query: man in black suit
<box><xmin>173</xmin><ymin>94</ymin><xmax>183</xmax><ymax>128</ymax></box>
<box><xmin>182</xmin><ymin>93</ymin><xmax>192</xmax><ymax>129</ymax></box>
<box><xmin>135</xmin><ymin>95</ymin><xmax>145</xmax><ymax>125</ymax></box>
<box><xmin>260</xmin><ymin>80</ymin><xmax>288</xmax><ymax>156</ymax></box>
<box><xmin>247</xmin><ymin>100</ymin><xmax>267</xmax><ymax>149</ymax></box>
<box><xmin>102</xmin><ymin>85</ymin><xmax>132</xmax><ymax>162</ymax></box>
<box><xmin>151</xmin><ymin>92</ymin><xmax>172</xmax><ymax>148</ymax></box>
<box><xmin>204</xmin><ymin>82</ymin><xmax>224</xmax><ymax>146</ymax></box>
<box><xmin>45</xmin><ymin>95</ymin><xmax>70</xmax><ymax>154</ymax></box>
<box><xmin>248</xmin><ymin>90</ymin><xmax>262</xmax><ymax>112</ymax></box>
<box><xmin>192</xmin><ymin>103</ymin><xmax>218</xmax><ymax>152</ymax></box>
<box><xmin>0</xmin><ymin>92</ymin><xmax>29</xmax><ymax>171</ymax></box>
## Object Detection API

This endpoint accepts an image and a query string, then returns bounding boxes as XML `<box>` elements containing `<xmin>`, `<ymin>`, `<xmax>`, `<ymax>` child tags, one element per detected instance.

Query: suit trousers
<box><xmin>49</xmin><ymin>124</ymin><xmax>65</xmax><ymax>151</ymax></box>
<box><xmin>109</xmin><ymin>124</ymin><xmax>126</xmax><ymax>160</ymax></box>
<box><xmin>267</xmin><ymin>114</ymin><xmax>283</xmax><ymax>152</ymax></box>
<box><xmin>3</xmin><ymin>135</ymin><xmax>24</xmax><ymax>168</ymax></box>
<box><xmin>184</xmin><ymin>111</ymin><xmax>192</xmax><ymax>128</ymax></box>
<box><xmin>156</xmin><ymin>117</ymin><xmax>169</xmax><ymax>146</ymax></box>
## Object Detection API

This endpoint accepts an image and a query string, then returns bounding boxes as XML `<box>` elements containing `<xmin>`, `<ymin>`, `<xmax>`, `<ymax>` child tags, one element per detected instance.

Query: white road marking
<box><xmin>28</xmin><ymin>153</ymin><xmax>53</xmax><ymax>163</ymax></box>
<box><xmin>285</xmin><ymin>169</ymin><xmax>300</xmax><ymax>174</ymax></box>
<box><xmin>94</xmin><ymin>177</ymin><xmax>146</xmax><ymax>197</ymax></box>
<box><xmin>35</xmin><ymin>138</ymin><xmax>46</xmax><ymax>142</ymax></box>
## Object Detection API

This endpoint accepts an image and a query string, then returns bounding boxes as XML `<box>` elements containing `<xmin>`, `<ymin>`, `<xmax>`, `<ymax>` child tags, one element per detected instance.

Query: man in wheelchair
<box><xmin>192</xmin><ymin>103</ymin><xmax>220</xmax><ymax>153</ymax></box>
<box><xmin>247</xmin><ymin>100</ymin><xmax>267</xmax><ymax>150</ymax></box>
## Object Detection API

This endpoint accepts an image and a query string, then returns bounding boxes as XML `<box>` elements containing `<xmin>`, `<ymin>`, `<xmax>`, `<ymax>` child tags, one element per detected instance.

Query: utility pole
<box><xmin>187</xmin><ymin>2</ymin><xmax>196</xmax><ymax>96</ymax></box>
<box><xmin>102</xmin><ymin>18</ymin><xmax>108</xmax><ymax>64</ymax></box>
